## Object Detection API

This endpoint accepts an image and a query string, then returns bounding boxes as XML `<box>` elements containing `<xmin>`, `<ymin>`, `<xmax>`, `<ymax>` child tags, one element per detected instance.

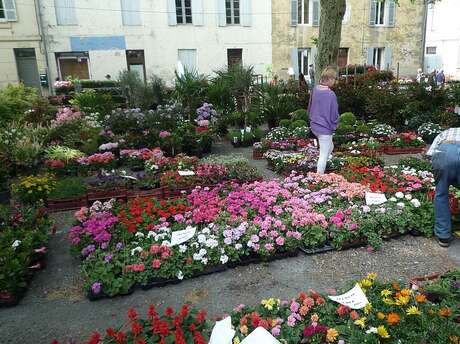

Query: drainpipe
<box><xmin>34</xmin><ymin>0</ymin><xmax>52</xmax><ymax>94</ymax></box>
<box><xmin>421</xmin><ymin>0</ymin><xmax>429</xmax><ymax>73</ymax></box>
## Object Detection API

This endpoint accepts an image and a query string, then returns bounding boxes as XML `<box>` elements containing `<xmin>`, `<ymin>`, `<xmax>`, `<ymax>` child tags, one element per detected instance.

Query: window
<box><xmin>372</xmin><ymin>47</ymin><xmax>385</xmax><ymax>69</ymax></box>
<box><xmin>56</xmin><ymin>52</ymin><xmax>90</xmax><ymax>80</ymax></box>
<box><xmin>0</xmin><ymin>0</ymin><xmax>17</xmax><ymax>21</ymax></box>
<box><xmin>226</xmin><ymin>0</ymin><xmax>240</xmax><ymax>25</ymax></box>
<box><xmin>176</xmin><ymin>0</ymin><xmax>192</xmax><ymax>24</ymax></box>
<box><xmin>0</xmin><ymin>0</ymin><xmax>5</xmax><ymax>20</ymax></box>
<box><xmin>297</xmin><ymin>48</ymin><xmax>311</xmax><ymax>75</ymax></box>
<box><xmin>297</xmin><ymin>0</ymin><xmax>310</xmax><ymax>24</ymax></box>
<box><xmin>426</xmin><ymin>46</ymin><xmax>437</xmax><ymax>55</ymax></box>
<box><xmin>228</xmin><ymin>49</ymin><xmax>242</xmax><ymax>68</ymax></box>
<box><xmin>338</xmin><ymin>48</ymin><xmax>349</xmax><ymax>68</ymax></box>
<box><xmin>126</xmin><ymin>50</ymin><xmax>146</xmax><ymax>83</ymax></box>
<box><xmin>55</xmin><ymin>0</ymin><xmax>77</xmax><ymax>25</ymax></box>
<box><xmin>121</xmin><ymin>0</ymin><xmax>142</xmax><ymax>26</ymax></box>
<box><xmin>375</xmin><ymin>0</ymin><xmax>385</xmax><ymax>25</ymax></box>
<box><xmin>178</xmin><ymin>49</ymin><xmax>197</xmax><ymax>72</ymax></box>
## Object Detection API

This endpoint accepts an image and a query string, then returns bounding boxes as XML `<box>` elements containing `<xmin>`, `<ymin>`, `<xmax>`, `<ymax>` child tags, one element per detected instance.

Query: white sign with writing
<box><xmin>328</xmin><ymin>284</ymin><xmax>369</xmax><ymax>309</ymax></box>
<box><xmin>241</xmin><ymin>327</ymin><xmax>281</xmax><ymax>344</ymax></box>
<box><xmin>178</xmin><ymin>170</ymin><xmax>195</xmax><ymax>176</ymax></box>
<box><xmin>209</xmin><ymin>317</ymin><xmax>235</xmax><ymax>344</ymax></box>
<box><xmin>170</xmin><ymin>226</ymin><xmax>196</xmax><ymax>246</ymax></box>
<box><xmin>365</xmin><ymin>192</ymin><xmax>388</xmax><ymax>206</ymax></box>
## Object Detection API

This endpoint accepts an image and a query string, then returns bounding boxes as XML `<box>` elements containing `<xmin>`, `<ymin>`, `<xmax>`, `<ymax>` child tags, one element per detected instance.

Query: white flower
<box><xmin>201</xmin><ymin>257</ymin><xmax>209</xmax><ymax>265</ymax></box>
<box><xmin>395</xmin><ymin>192</ymin><xmax>404</xmax><ymax>199</ymax></box>
<box><xmin>220</xmin><ymin>255</ymin><xmax>229</xmax><ymax>264</ymax></box>
<box><xmin>179</xmin><ymin>244</ymin><xmax>187</xmax><ymax>253</ymax></box>
<box><xmin>12</xmin><ymin>240</ymin><xmax>21</xmax><ymax>249</ymax></box>
<box><xmin>206</xmin><ymin>238</ymin><xmax>219</xmax><ymax>248</ymax></box>
<box><xmin>389</xmin><ymin>197</ymin><xmax>397</xmax><ymax>202</ymax></box>
<box><xmin>404</xmin><ymin>194</ymin><xmax>413</xmax><ymax>201</ymax></box>
<box><xmin>147</xmin><ymin>232</ymin><xmax>155</xmax><ymax>239</ymax></box>
<box><xmin>198</xmin><ymin>248</ymin><xmax>207</xmax><ymax>256</ymax></box>
<box><xmin>191</xmin><ymin>242</ymin><xmax>199</xmax><ymax>248</ymax></box>
<box><xmin>396</xmin><ymin>202</ymin><xmax>405</xmax><ymax>209</ymax></box>
<box><xmin>161</xmin><ymin>240</ymin><xmax>170</xmax><ymax>247</ymax></box>
<box><xmin>202</xmin><ymin>227</ymin><xmax>211</xmax><ymax>235</ymax></box>
<box><xmin>197</xmin><ymin>234</ymin><xmax>206</xmax><ymax>243</ymax></box>
<box><xmin>235</xmin><ymin>243</ymin><xmax>243</xmax><ymax>250</ymax></box>
<box><xmin>410</xmin><ymin>199</ymin><xmax>421</xmax><ymax>208</ymax></box>
<box><xmin>177</xmin><ymin>271</ymin><xmax>184</xmax><ymax>280</ymax></box>
<box><xmin>193</xmin><ymin>253</ymin><xmax>202</xmax><ymax>261</ymax></box>
<box><xmin>366</xmin><ymin>327</ymin><xmax>378</xmax><ymax>334</ymax></box>
<box><xmin>135</xmin><ymin>232</ymin><xmax>145</xmax><ymax>238</ymax></box>
<box><xmin>130</xmin><ymin>246</ymin><xmax>143</xmax><ymax>255</ymax></box>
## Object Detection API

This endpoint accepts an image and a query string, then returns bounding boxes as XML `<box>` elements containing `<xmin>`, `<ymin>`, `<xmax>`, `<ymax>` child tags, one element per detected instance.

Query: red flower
<box><xmin>196</xmin><ymin>310</ymin><xmax>207</xmax><ymax>323</ymax></box>
<box><xmin>106</xmin><ymin>328</ymin><xmax>116</xmax><ymax>337</ymax></box>
<box><xmin>115</xmin><ymin>331</ymin><xmax>126</xmax><ymax>343</ymax></box>
<box><xmin>136</xmin><ymin>339</ymin><xmax>147</xmax><ymax>344</ymax></box>
<box><xmin>131</xmin><ymin>322</ymin><xmax>143</xmax><ymax>336</ymax></box>
<box><xmin>51</xmin><ymin>340</ymin><xmax>60</xmax><ymax>344</ymax></box>
<box><xmin>86</xmin><ymin>332</ymin><xmax>101</xmax><ymax>344</ymax></box>
<box><xmin>148</xmin><ymin>304</ymin><xmax>158</xmax><ymax>319</ymax></box>
<box><xmin>152</xmin><ymin>259</ymin><xmax>161</xmax><ymax>269</ymax></box>
<box><xmin>152</xmin><ymin>320</ymin><xmax>170</xmax><ymax>336</ymax></box>
<box><xmin>180</xmin><ymin>304</ymin><xmax>190</xmax><ymax>318</ymax></box>
<box><xmin>128</xmin><ymin>308</ymin><xmax>138</xmax><ymax>320</ymax></box>
<box><xmin>165</xmin><ymin>306</ymin><xmax>174</xmax><ymax>317</ymax></box>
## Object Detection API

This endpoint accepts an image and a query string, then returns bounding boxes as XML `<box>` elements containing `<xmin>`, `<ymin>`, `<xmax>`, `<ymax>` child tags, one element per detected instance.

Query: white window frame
<box><xmin>375</xmin><ymin>0</ymin><xmax>385</xmax><ymax>26</ymax></box>
<box><xmin>298</xmin><ymin>0</ymin><xmax>312</xmax><ymax>25</ymax></box>
<box><xmin>373</xmin><ymin>47</ymin><xmax>385</xmax><ymax>69</ymax></box>
<box><xmin>0</xmin><ymin>0</ymin><xmax>6</xmax><ymax>21</ymax></box>
<box><xmin>226</xmin><ymin>0</ymin><xmax>240</xmax><ymax>25</ymax></box>
<box><xmin>298</xmin><ymin>48</ymin><xmax>311</xmax><ymax>75</ymax></box>
<box><xmin>176</xmin><ymin>0</ymin><xmax>192</xmax><ymax>24</ymax></box>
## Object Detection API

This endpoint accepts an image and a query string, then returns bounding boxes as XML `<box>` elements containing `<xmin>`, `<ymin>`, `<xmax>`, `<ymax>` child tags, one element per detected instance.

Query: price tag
<box><xmin>328</xmin><ymin>284</ymin><xmax>369</xmax><ymax>310</ymax></box>
<box><xmin>365</xmin><ymin>192</ymin><xmax>387</xmax><ymax>206</ymax></box>
<box><xmin>170</xmin><ymin>226</ymin><xmax>196</xmax><ymax>246</ymax></box>
<box><xmin>209</xmin><ymin>317</ymin><xmax>235</xmax><ymax>344</ymax></box>
<box><xmin>178</xmin><ymin>170</ymin><xmax>195</xmax><ymax>176</ymax></box>
<box><xmin>241</xmin><ymin>327</ymin><xmax>281</xmax><ymax>344</ymax></box>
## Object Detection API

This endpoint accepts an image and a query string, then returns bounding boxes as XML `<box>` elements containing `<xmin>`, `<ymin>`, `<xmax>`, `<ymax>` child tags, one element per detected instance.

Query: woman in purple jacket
<box><xmin>309</xmin><ymin>67</ymin><xmax>339</xmax><ymax>174</ymax></box>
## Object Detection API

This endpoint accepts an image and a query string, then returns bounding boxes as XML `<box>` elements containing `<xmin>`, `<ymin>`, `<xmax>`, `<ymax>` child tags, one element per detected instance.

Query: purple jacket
<box><xmin>309</xmin><ymin>86</ymin><xmax>339</xmax><ymax>135</ymax></box>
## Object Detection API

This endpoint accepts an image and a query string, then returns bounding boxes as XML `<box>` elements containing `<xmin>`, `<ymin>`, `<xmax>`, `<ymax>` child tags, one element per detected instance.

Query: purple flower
<box><xmin>250</xmin><ymin>235</ymin><xmax>259</xmax><ymax>243</ymax></box>
<box><xmin>101</xmin><ymin>242</ymin><xmax>108</xmax><ymax>250</ymax></box>
<box><xmin>115</xmin><ymin>242</ymin><xmax>124</xmax><ymax>250</ymax></box>
<box><xmin>271</xmin><ymin>326</ymin><xmax>281</xmax><ymax>337</ymax></box>
<box><xmin>104</xmin><ymin>254</ymin><xmax>114</xmax><ymax>263</ymax></box>
<box><xmin>81</xmin><ymin>244</ymin><xmax>96</xmax><ymax>257</ymax></box>
<box><xmin>91</xmin><ymin>282</ymin><xmax>102</xmax><ymax>294</ymax></box>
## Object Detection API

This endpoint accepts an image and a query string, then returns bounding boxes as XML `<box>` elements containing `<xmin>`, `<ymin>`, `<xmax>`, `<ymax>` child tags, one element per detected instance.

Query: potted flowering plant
<box><xmin>385</xmin><ymin>132</ymin><xmax>426</xmax><ymax>154</ymax></box>
<box><xmin>11</xmin><ymin>174</ymin><xmax>56</xmax><ymax>205</ymax></box>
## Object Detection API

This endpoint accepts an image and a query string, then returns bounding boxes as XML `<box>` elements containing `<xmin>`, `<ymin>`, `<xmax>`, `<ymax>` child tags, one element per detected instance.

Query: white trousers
<box><xmin>315</xmin><ymin>134</ymin><xmax>334</xmax><ymax>174</ymax></box>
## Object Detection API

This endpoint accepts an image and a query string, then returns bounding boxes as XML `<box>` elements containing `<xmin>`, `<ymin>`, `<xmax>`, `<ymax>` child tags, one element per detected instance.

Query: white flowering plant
<box><xmin>417</xmin><ymin>122</ymin><xmax>442</xmax><ymax>142</ymax></box>
<box><xmin>371</xmin><ymin>124</ymin><xmax>396</xmax><ymax>138</ymax></box>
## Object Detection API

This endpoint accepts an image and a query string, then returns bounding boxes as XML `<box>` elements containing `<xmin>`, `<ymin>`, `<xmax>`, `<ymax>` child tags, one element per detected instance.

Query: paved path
<box><xmin>0</xmin><ymin>142</ymin><xmax>458</xmax><ymax>344</ymax></box>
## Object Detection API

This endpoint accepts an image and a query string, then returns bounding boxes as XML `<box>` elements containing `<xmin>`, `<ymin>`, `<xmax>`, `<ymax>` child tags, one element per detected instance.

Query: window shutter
<box><xmin>291</xmin><ymin>48</ymin><xmax>299</xmax><ymax>79</ymax></box>
<box><xmin>167</xmin><ymin>0</ymin><xmax>177</xmax><ymax>26</ymax></box>
<box><xmin>387</xmin><ymin>0</ymin><xmax>396</xmax><ymax>27</ymax></box>
<box><xmin>384</xmin><ymin>46</ymin><xmax>392</xmax><ymax>70</ymax></box>
<box><xmin>311</xmin><ymin>47</ymin><xmax>318</xmax><ymax>69</ymax></box>
<box><xmin>312</xmin><ymin>0</ymin><xmax>320</xmax><ymax>27</ymax></box>
<box><xmin>216</xmin><ymin>0</ymin><xmax>226</xmax><ymax>26</ymax></box>
<box><xmin>291</xmin><ymin>0</ymin><xmax>298</xmax><ymax>26</ymax></box>
<box><xmin>55</xmin><ymin>0</ymin><xmax>77</xmax><ymax>25</ymax></box>
<box><xmin>4</xmin><ymin>0</ymin><xmax>17</xmax><ymax>21</ymax></box>
<box><xmin>241</xmin><ymin>0</ymin><xmax>252</xmax><ymax>27</ymax></box>
<box><xmin>121</xmin><ymin>0</ymin><xmax>142</xmax><ymax>26</ymax></box>
<box><xmin>369</xmin><ymin>0</ymin><xmax>376</xmax><ymax>26</ymax></box>
<box><xmin>192</xmin><ymin>0</ymin><xmax>204</xmax><ymax>26</ymax></box>
<box><xmin>366</xmin><ymin>47</ymin><xmax>374</xmax><ymax>66</ymax></box>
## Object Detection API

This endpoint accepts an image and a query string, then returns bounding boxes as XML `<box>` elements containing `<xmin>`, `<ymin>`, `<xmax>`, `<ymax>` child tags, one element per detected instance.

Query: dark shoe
<box><xmin>410</xmin><ymin>229</ymin><xmax>422</xmax><ymax>237</ymax></box>
<box><xmin>438</xmin><ymin>237</ymin><xmax>452</xmax><ymax>247</ymax></box>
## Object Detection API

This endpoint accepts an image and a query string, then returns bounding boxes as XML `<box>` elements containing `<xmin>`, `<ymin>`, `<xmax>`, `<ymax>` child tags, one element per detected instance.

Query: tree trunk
<box><xmin>316</xmin><ymin>0</ymin><xmax>347</xmax><ymax>77</ymax></box>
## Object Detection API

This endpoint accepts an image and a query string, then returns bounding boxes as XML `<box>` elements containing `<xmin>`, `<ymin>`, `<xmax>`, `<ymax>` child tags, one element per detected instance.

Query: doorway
<box><xmin>126</xmin><ymin>50</ymin><xmax>146</xmax><ymax>83</ymax></box>
<box><xmin>14</xmin><ymin>48</ymin><xmax>40</xmax><ymax>89</ymax></box>
<box><xmin>227</xmin><ymin>49</ymin><xmax>243</xmax><ymax>68</ymax></box>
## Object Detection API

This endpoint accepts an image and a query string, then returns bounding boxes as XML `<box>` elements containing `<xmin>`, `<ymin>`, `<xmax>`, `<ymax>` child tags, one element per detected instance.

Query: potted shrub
<box><xmin>47</xmin><ymin>177</ymin><xmax>87</xmax><ymax>211</ymax></box>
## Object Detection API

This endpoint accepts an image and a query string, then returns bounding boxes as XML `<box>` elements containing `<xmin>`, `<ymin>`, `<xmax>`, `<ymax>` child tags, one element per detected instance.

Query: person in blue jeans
<box><xmin>426</xmin><ymin>128</ymin><xmax>460</xmax><ymax>247</ymax></box>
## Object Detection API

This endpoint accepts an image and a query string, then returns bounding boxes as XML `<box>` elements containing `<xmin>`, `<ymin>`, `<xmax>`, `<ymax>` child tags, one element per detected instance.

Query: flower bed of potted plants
<box><xmin>383</xmin><ymin>132</ymin><xmax>426</xmax><ymax>155</ymax></box>
<box><xmin>0</xmin><ymin>205</ymin><xmax>53</xmax><ymax>307</ymax></box>
<box><xmin>51</xmin><ymin>271</ymin><xmax>460</xmax><ymax>344</ymax></box>
<box><xmin>68</xmin><ymin>167</ymin><xmax>436</xmax><ymax>299</ymax></box>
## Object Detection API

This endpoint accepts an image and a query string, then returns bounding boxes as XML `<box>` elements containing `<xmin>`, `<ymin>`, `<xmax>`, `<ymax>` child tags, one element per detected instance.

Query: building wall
<box><xmin>272</xmin><ymin>0</ymin><xmax>425</xmax><ymax>80</ymax></box>
<box><xmin>425</xmin><ymin>0</ymin><xmax>460</xmax><ymax>80</ymax></box>
<box><xmin>0</xmin><ymin>1</ymin><xmax>47</xmax><ymax>90</ymax></box>
<box><xmin>40</xmin><ymin>0</ymin><xmax>272</xmax><ymax>84</ymax></box>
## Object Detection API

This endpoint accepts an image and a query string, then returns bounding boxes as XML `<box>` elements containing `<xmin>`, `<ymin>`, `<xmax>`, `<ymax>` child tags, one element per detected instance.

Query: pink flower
<box><xmin>152</xmin><ymin>259</ymin><xmax>161</xmax><ymax>269</ymax></box>
<box><xmin>290</xmin><ymin>301</ymin><xmax>300</xmax><ymax>313</ymax></box>
<box><xmin>159</xmin><ymin>131</ymin><xmax>171</xmax><ymax>138</ymax></box>
<box><xmin>349</xmin><ymin>223</ymin><xmax>358</xmax><ymax>231</ymax></box>
<box><xmin>275</xmin><ymin>237</ymin><xmax>285</xmax><ymax>246</ymax></box>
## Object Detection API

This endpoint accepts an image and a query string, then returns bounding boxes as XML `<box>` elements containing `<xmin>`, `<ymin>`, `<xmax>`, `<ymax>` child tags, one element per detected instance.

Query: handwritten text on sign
<box><xmin>328</xmin><ymin>284</ymin><xmax>369</xmax><ymax>309</ymax></box>
<box><xmin>170</xmin><ymin>226</ymin><xmax>196</xmax><ymax>246</ymax></box>
<box><xmin>365</xmin><ymin>192</ymin><xmax>388</xmax><ymax>206</ymax></box>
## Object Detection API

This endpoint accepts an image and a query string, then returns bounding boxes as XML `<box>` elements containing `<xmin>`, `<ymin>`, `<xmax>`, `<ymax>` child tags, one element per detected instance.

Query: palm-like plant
<box><xmin>174</xmin><ymin>69</ymin><xmax>208</xmax><ymax>120</ymax></box>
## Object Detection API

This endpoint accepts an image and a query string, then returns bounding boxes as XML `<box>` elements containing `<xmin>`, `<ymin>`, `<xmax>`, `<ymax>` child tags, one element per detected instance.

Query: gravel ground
<box><xmin>0</xmin><ymin>142</ymin><xmax>458</xmax><ymax>344</ymax></box>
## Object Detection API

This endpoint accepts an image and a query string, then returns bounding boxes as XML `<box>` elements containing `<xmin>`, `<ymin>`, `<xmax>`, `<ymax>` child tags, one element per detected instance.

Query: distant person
<box><xmin>416</xmin><ymin>68</ymin><xmax>424</xmax><ymax>83</ymax></box>
<box><xmin>271</xmin><ymin>74</ymin><xmax>278</xmax><ymax>86</ymax></box>
<box><xmin>436</xmin><ymin>70</ymin><xmax>445</xmax><ymax>87</ymax></box>
<box><xmin>308</xmin><ymin>64</ymin><xmax>315</xmax><ymax>87</ymax></box>
<box><xmin>426</xmin><ymin>127</ymin><xmax>460</xmax><ymax>247</ymax></box>
<box><xmin>431</xmin><ymin>69</ymin><xmax>437</xmax><ymax>85</ymax></box>
<box><xmin>308</xmin><ymin>67</ymin><xmax>339</xmax><ymax>174</ymax></box>
<box><xmin>299</xmin><ymin>73</ymin><xmax>307</xmax><ymax>91</ymax></box>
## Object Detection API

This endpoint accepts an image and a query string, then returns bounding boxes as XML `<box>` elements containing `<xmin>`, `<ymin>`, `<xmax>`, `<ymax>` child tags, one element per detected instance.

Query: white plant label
<box><xmin>241</xmin><ymin>327</ymin><xmax>281</xmax><ymax>344</ymax></box>
<box><xmin>178</xmin><ymin>170</ymin><xmax>195</xmax><ymax>176</ymax></box>
<box><xmin>328</xmin><ymin>284</ymin><xmax>369</xmax><ymax>309</ymax></box>
<box><xmin>209</xmin><ymin>317</ymin><xmax>235</xmax><ymax>344</ymax></box>
<box><xmin>170</xmin><ymin>226</ymin><xmax>196</xmax><ymax>246</ymax></box>
<box><xmin>365</xmin><ymin>192</ymin><xmax>388</xmax><ymax>206</ymax></box>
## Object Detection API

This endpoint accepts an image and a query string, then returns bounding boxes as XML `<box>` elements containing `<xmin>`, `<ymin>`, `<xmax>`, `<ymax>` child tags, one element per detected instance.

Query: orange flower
<box><xmin>400</xmin><ymin>289</ymin><xmax>411</xmax><ymax>297</ymax></box>
<box><xmin>386</xmin><ymin>312</ymin><xmax>401</xmax><ymax>325</ymax></box>
<box><xmin>415</xmin><ymin>293</ymin><xmax>426</xmax><ymax>303</ymax></box>
<box><xmin>299</xmin><ymin>306</ymin><xmax>309</xmax><ymax>316</ymax></box>
<box><xmin>428</xmin><ymin>309</ymin><xmax>436</xmax><ymax>316</ymax></box>
<box><xmin>377</xmin><ymin>312</ymin><xmax>386</xmax><ymax>320</ymax></box>
<box><xmin>350</xmin><ymin>311</ymin><xmax>359</xmax><ymax>320</ymax></box>
<box><xmin>439</xmin><ymin>308</ymin><xmax>452</xmax><ymax>317</ymax></box>
<box><xmin>392</xmin><ymin>282</ymin><xmax>401</xmax><ymax>291</ymax></box>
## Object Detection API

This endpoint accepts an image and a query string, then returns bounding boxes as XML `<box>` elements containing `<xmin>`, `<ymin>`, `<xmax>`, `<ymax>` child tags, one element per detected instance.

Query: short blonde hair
<box><xmin>320</xmin><ymin>67</ymin><xmax>337</xmax><ymax>84</ymax></box>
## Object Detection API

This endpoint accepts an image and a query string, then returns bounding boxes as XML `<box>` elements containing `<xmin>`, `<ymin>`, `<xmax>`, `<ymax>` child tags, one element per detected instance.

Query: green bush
<box><xmin>339</xmin><ymin>112</ymin><xmax>357</xmax><ymax>126</ymax></box>
<box><xmin>0</xmin><ymin>84</ymin><xmax>40</xmax><ymax>127</ymax></box>
<box><xmin>290</xmin><ymin>119</ymin><xmax>307</xmax><ymax>129</ymax></box>
<box><xmin>279</xmin><ymin>119</ymin><xmax>292</xmax><ymax>128</ymax></box>
<box><xmin>290</xmin><ymin>109</ymin><xmax>308</xmax><ymax>122</ymax></box>
<box><xmin>48</xmin><ymin>177</ymin><xmax>86</xmax><ymax>200</ymax></box>
<box><xmin>355</xmin><ymin>122</ymin><xmax>371</xmax><ymax>135</ymax></box>
<box><xmin>69</xmin><ymin>89</ymin><xmax>115</xmax><ymax>116</ymax></box>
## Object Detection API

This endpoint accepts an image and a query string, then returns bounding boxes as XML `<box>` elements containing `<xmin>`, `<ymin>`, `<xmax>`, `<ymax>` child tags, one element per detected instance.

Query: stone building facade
<box><xmin>272</xmin><ymin>0</ymin><xmax>426</xmax><ymax>81</ymax></box>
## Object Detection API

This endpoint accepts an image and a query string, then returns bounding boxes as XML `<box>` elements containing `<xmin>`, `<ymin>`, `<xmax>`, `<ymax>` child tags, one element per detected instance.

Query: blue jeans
<box><xmin>432</xmin><ymin>144</ymin><xmax>460</xmax><ymax>239</ymax></box>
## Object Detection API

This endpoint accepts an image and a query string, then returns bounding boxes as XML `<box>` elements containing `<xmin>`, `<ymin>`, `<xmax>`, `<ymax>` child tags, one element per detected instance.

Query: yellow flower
<box><xmin>377</xmin><ymin>325</ymin><xmax>390</xmax><ymax>339</ymax></box>
<box><xmin>261</xmin><ymin>298</ymin><xmax>276</xmax><ymax>310</ymax></box>
<box><xmin>233</xmin><ymin>337</ymin><xmax>241</xmax><ymax>344</ymax></box>
<box><xmin>400</xmin><ymin>289</ymin><xmax>412</xmax><ymax>297</ymax></box>
<box><xmin>415</xmin><ymin>293</ymin><xmax>426</xmax><ymax>303</ymax></box>
<box><xmin>395</xmin><ymin>295</ymin><xmax>410</xmax><ymax>306</ymax></box>
<box><xmin>383</xmin><ymin>298</ymin><xmax>395</xmax><ymax>305</ymax></box>
<box><xmin>367</xmin><ymin>273</ymin><xmax>377</xmax><ymax>280</ymax></box>
<box><xmin>377</xmin><ymin>312</ymin><xmax>386</xmax><ymax>320</ymax></box>
<box><xmin>364</xmin><ymin>303</ymin><xmax>372</xmax><ymax>314</ymax></box>
<box><xmin>406</xmin><ymin>306</ymin><xmax>421</xmax><ymax>316</ymax></box>
<box><xmin>360</xmin><ymin>279</ymin><xmax>373</xmax><ymax>288</ymax></box>
<box><xmin>381</xmin><ymin>289</ymin><xmax>392</xmax><ymax>297</ymax></box>
<box><xmin>354</xmin><ymin>317</ymin><xmax>366</xmax><ymax>329</ymax></box>
<box><xmin>326</xmin><ymin>328</ymin><xmax>339</xmax><ymax>343</ymax></box>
